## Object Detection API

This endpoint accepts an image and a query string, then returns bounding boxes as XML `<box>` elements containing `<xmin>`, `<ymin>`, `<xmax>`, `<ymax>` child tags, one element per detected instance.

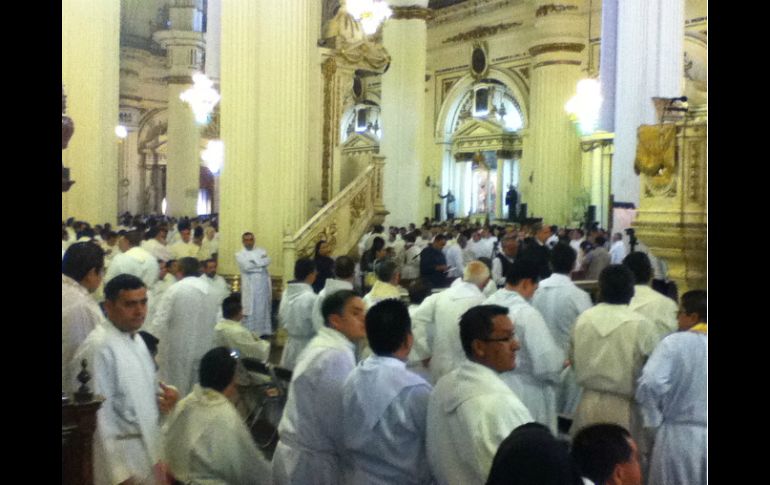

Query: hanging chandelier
<box><xmin>565</xmin><ymin>78</ymin><xmax>602</xmax><ymax>135</ymax></box>
<box><xmin>201</xmin><ymin>139</ymin><xmax>224</xmax><ymax>175</ymax></box>
<box><xmin>180</xmin><ymin>73</ymin><xmax>220</xmax><ymax>125</ymax></box>
<box><xmin>346</xmin><ymin>0</ymin><xmax>393</xmax><ymax>35</ymax></box>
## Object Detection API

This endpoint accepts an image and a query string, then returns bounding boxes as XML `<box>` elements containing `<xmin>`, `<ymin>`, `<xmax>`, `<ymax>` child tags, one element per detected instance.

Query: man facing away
<box><xmin>272</xmin><ymin>290</ymin><xmax>367</xmax><ymax>485</ymax></box>
<box><xmin>571</xmin><ymin>424</ymin><xmax>643</xmax><ymax>485</ymax></box>
<box><xmin>484</xmin><ymin>260</ymin><xmax>565</xmax><ymax>434</ymax></box>
<box><xmin>311</xmin><ymin>255</ymin><xmax>356</xmax><ymax>332</ymax></box>
<box><xmin>104</xmin><ymin>230</ymin><xmax>160</xmax><ymax>288</ymax></box>
<box><xmin>342</xmin><ymin>299</ymin><xmax>434</xmax><ymax>485</ymax></box>
<box><xmin>162</xmin><ymin>347</ymin><xmax>272</xmax><ymax>485</ymax></box>
<box><xmin>235</xmin><ymin>231</ymin><xmax>273</xmax><ymax>337</ymax></box>
<box><xmin>426</xmin><ymin>305</ymin><xmax>533</xmax><ymax>485</ymax></box>
<box><xmin>623</xmin><ymin>252</ymin><xmax>678</xmax><ymax>345</ymax></box>
<box><xmin>635</xmin><ymin>290</ymin><xmax>707</xmax><ymax>485</ymax></box>
<box><xmin>214</xmin><ymin>293</ymin><xmax>271</xmax><ymax>362</ymax></box>
<box><xmin>278</xmin><ymin>258</ymin><xmax>319</xmax><ymax>370</ymax></box>
<box><xmin>609</xmin><ymin>232</ymin><xmax>627</xmax><ymax>264</ymax></box>
<box><xmin>362</xmin><ymin>259</ymin><xmax>402</xmax><ymax>310</ymax></box>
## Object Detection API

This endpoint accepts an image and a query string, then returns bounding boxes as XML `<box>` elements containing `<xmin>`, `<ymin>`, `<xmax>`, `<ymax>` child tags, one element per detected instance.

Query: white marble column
<box><xmin>218</xmin><ymin>0</ymin><xmax>316</xmax><ymax>279</ymax></box>
<box><xmin>62</xmin><ymin>0</ymin><xmax>120</xmax><ymax>225</ymax></box>
<box><xmin>523</xmin><ymin>0</ymin><xmax>585</xmax><ymax>226</ymax></box>
<box><xmin>380</xmin><ymin>1</ymin><xmax>431</xmax><ymax>227</ymax></box>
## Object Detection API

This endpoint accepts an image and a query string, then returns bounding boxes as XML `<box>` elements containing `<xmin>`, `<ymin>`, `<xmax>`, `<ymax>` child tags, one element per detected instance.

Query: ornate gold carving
<box><xmin>635</xmin><ymin>125</ymin><xmax>677</xmax><ymax>197</ymax></box>
<box><xmin>686</xmin><ymin>140</ymin><xmax>703</xmax><ymax>203</ymax></box>
<box><xmin>322</xmin><ymin>57</ymin><xmax>337</xmax><ymax>204</ymax></box>
<box><xmin>528</xmin><ymin>43</ymin><xmax>585</xmax><ymax>57</ymax></box>
<box><xmin>350</xmin><ymin>190</ymin><xmax>368</xmax><ymax>221</ymax></box>
<box><xmin>442</xmin><ymin>22</ymin><xmax>521</xmax><ymax>44</ymax></box>
<box><xmin>535</xmin><ymin>4</ymin><xmax>578</xmax><ymax>17</ymax></box>
<box><xmin>533</xmin><ymin>60</ymin><xmax>581</xmax><ymax>69</ymax></box>
<box><xmin>391</xmin><ymin>6</ymin><xmax>434</xmax><ymax>21</ymax></box>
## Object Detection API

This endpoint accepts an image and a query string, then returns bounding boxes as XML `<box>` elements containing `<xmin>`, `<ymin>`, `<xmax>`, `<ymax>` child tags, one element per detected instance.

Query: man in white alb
<box><xmin>235</xmin><ymin>232</ymin><xmax>273</xmax><ymax>336</ymax></box>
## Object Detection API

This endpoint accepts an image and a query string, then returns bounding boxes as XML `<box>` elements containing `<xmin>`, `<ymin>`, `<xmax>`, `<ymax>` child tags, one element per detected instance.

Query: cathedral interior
<box><xmin>61</xmin><ymin>0</ymin><xmax>707</xmax><ymax>293</ymax></box>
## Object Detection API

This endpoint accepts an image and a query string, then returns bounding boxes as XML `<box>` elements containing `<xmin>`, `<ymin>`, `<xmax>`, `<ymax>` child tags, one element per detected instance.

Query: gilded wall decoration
<box><xmin>686</xmin><ymin>140</ymin><xmax>703</xmax><ymax>203</ymax></box>
<box><xmin>636</xmin><ymin>125</ymin><xmax>677</xmax><ymax>197</ymax></box>
<box><xmin>441</xmin><ymin>22</ymin><xmax>521</xmax><ymax>44</ymax></box>
<box><xmin>391</xmin><ymin>6</ymin><xmax>434</xmax><ymax>21</ymax></box>
<box><xmin>535</xmin><ymin>4</ymin><xmax>578</xmax><ymax>17</ymax></box>
<box><xmin>322</xmin><ymin>57</ymin><xmax>337</xmax><ymax>204</ymax></box>
<box><xmin>350</xmin><ymin>190</ymin><xmax>368</xmax><ymax>220</ymax></box>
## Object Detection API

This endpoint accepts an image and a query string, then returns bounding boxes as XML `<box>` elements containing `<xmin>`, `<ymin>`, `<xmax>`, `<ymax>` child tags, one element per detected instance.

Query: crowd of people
<box><xmin>62</xmin><ymin>213</ymin><xmax>706</xmax><ymax>485</ymax></box>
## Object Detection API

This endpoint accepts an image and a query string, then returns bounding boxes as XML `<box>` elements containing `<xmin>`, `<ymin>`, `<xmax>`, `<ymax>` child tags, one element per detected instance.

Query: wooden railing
<box><xmin>282</xmin><ymin>155</ymin><xmax>388</xmax><ymax>286</ymax></box>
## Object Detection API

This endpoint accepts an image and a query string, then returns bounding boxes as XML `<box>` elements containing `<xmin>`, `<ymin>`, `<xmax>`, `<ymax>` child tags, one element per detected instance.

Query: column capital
<box><xmin>152</xmin><ymin>30</ymin><xmax>205</xmax><ymax>50</ymax></box>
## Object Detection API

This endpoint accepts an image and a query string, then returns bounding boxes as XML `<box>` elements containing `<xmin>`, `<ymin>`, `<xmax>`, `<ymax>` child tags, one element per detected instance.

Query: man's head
<box><xmin>294</xmin><ymin>257</ymin><xmax>317</xmax><ymax>284</ymax></box>
<box><xmin>222</xmin><ymin>293</ymin><xmax>243</xmax><ymax>321</ymax></box>
<box><xmin>571</xmin><ymin>424</ymin><xmax>642</xmax><ymax>485</ymax></box>
<box><xmin>315</xmin><ymin>240</ymin><xmax>332</xmax><ymax>258</ymax></box>
<box><xmin>178</xmin><ymin>222</ymin><xmax>192</xmax><ymax>243</ymax></box>
<box><xmin>599</xmin><ymin>265</ymin><xmax>635</xmax><ymax>304</ymax></box>
<box><xmin>203</xmin><ymin>259</ymin><xmax>218</xmax><ymax>278</ymax></box>
<box><xmin>334</xmin><ymin>255</ymin><xmax>356</xmax><ymax>280</ymax></box>
<box><xmin>505</xmin><ymin>260</ymin><xmax>541</xmax><ymax>300</ymax></box>
<box><xmin>432</xmin><ymin>234</ymin><xmax>448</xmax><ymax>250</ymax></box>
<box><xmin>119</xmin><ymin>230</ymin><xmax>143</xmax><ymax>252</ymax></box>
<box><xmin>550</xmin><ymin>243</ymin><xmax>577</xmax><ymax>275</ymax></box>
<box><xmin>408</xmin><ymin>278</ymin><xmax>433</xmax><ymax>305</ymax></box>
<box><xmin>457</xmin><ymin>233</ymin><xmax>468</xmax><ymax>249</ymax></box>
<box><xmin>595</xmin><ymin>235</ymin><xmax>607</xmax><ymax>247</ymax></box>
<box><xmin>104</xmin><ymin>274</ymin><xmax>148</xmax><ymax>334</ymax></box>
<box><xmin>622</xmin><ymin>252</ymin><xmax>653</xmax><ymax>285</ymax></box>
<box><xmin>613</xmin><ymin>232</ymin><xmax>623</xmax><ymax>243</ymax></box>
<box><xmin>375</xmin><ymin>259</ymin><xmax>400</xmax><ymax>285</ymax></box>
<box><xmin>501</xmin><ymin>236</ymin><xmax>518</xmax><ymax>257</ymax></box>
<box><xmin>366</xmin><ymin>299</ymin><xmax>413</xmax><ymax>359</ymax></box>
<box><xmin>678</xmin><ymin>289</ymin><xmax>707</xmax><ymax>330</ymax></box>
<box><xmin>463</xmin><ymin>260</ymin><xmax>491</xmax><ymax>290</ymax></box>
<box><xmin>199</xmin><ymin>347</ymin><xmax>238</xmax><ymax>399</ymax></box>
<box><xmin>103</xmin><ymin>231</ymin><xmax>118</xmax><ymax>246</ymax></box>
<box><xmin>62</xmin><ymin>242</ymin><xmax>105</xmax><ymax>292</ymax></box>
<box><xmin>193</xmin><ymin>226</ymin><xmax>204</xmax><ymax>244</ymax></box>
<box><xmin>177</xmin><ymin>257</ymin><xmax>201</xmax><ymax>278</ymax></box>
<box><xmin>321</xmin><ymin>290</ymin><xmax>366</xmax><ymax>342</ymax></box>
<box><xmin>532</xmin><ymin>222</ymin><xmax>551</xmax><ymax>243</ymax></box>
<box><xmin>459</xmin><ymin>305</ymin><xmax>520</xmax><ymax>373</ymax></box>
<box><xmin>242</xmin><ymin>232</ymin><xmax>255</xmax><ymax>250</ymax></box>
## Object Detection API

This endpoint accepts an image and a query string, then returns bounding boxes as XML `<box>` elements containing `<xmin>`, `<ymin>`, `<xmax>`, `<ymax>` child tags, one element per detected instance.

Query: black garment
<box><xmin>517</xmin><ymin>238</ymin><xmax>551</xmax><ymax>280</ymax></box>
<box><xmin>495</xmin><ymin>253</ymin><xmax>516</xmax><ymax>285</ymax></box>
<box><xmin>505</xmin><ymin>188</ymin><xmax>518</xmax><ymax>221</ymax></box>
<box><xmin>312</xmin><ymin>255</ymin><xmax>335</xmax><ymax>293</ymax></box>
<box><xmin>420</xmin><ymin>246</ymin><xmax>449</xmax><ymax>288</ymax></box>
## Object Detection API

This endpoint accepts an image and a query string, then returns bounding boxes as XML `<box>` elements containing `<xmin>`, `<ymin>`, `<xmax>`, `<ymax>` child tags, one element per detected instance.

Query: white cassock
<box><xmin>141</xmin><ymin>238</ymin><xmax>174</xmax><ymax>263</ymax></box>
<box><xmin>400</xmin><ymin>244</ymin><xmax>422</xmax><ymax>280</ymax></box>
<box><xmin>278</xmin><ymin>282</ymin><xmax>319</xmax><ymax>370</ymax></box>
<box><xmin>570</xmin><ymin>303</ymin><xmax>658</xmax><ymax>440</ymax></box>
<box><xmin>532</xmin><ymin>273</ymin><xmax>593</xmax><ymax>416</ymax></box>
<box><xmin>362</xmin><ymin>281</ymin><xmax>402</xmax><ymax>310</ymax></box>
<box><xmin>443</xmin><ymin>242</ymin><xmax>465</xmax><ymax>280</ymax></box>
<box><xmin>342</xmin><ymin>355</ymin><xmax>434</xmax><ymax>485</ymax></box>
<box><xmin>213</xmin><ymin>319</ymin><xmax>271</xmax><ymax>362</ymax></box>
<box><xmin>272</xmin><ymin>327</ymin><xmax>357</xmax><ymax>485</ymax></box>
<box><xmin>145</xmin><ymin>273</ymin><xmax>176</xmax><ymax>330</ymax></box>
<box><xmin>162</xmin><ymin>384</ymin><xmax>273</xmax><ymax>485</ymax></box>
<box><xmin>484</xmin><ymin>288</ymin><xmax>565</xmax><ymax>433</ymax></box>
<box><xmin>636</xmin><ymin>329</ymin><xmax>707</xmax><ymax>485</ymax></box>
<box><xmin>426</xmin><ymin>361</ymin><xmax>533</xmax><ymax>485</ymax></box>
<box><xmin>629</xmin><ymin>284</ymin><xmax>678</xmax><ymax>345</ymax></box>
<box><xmin>149</xmin><ymin>276</ymin><xmax>221</xmax><ymax>396</ymax></box>
<box><xmin>169</xmin><ymin>240</ymin><xmax>199</xmax><ymax>260</ymax></box>
<box><xmin>235</xmin><ymin>246</ymin><xmax>273</xmax><ymax>336</ymax></box>
<box><xmin>609</xmin><ymin>240</ymin><xmax>627</xmax><ymax>264</ymax></box>
<box><xmin>311</xmin><ymin>279</ymin><xmax>354</xmax><ymax>333</ymax></box>
<box><xmin>104</xmin><ymin>246</ymin><xmax>160</xmax><ymax>288</ymax></box>
<box><xmin>491</xmin><ymin>254</ymin><xmax>515</xmax><ymax>287</ymax></box>
<box><xmin>62</xmin><ymin>274</ymin><xmax>107</xmax><ymax>391</ymax></box>
<box><xmin>85</xmin><ymin>321</ymin><xmax>162</xmax><ymax>485</ymax></box>
<box><xmin>200</xmin><ymin>274</ymin><xmax>231</xmax><ymax>320</ymax></box>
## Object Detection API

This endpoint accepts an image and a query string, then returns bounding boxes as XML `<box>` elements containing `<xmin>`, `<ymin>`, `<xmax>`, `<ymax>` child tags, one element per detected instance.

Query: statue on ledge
<box><xmin>62</xmin><ymin>85</ymin><xmax>75</xmax><ymax>191</ymax></box>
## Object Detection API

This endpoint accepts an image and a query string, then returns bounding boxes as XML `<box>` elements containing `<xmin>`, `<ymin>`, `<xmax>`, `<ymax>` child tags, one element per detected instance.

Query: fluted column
<box><xmin>523</xmin><ymin>0</ymin><xmax>585</xmax><ymax>226</ymax></box>
<box><xmin>62</xmin><ymin>0</ymin><xmax>120</xmax><ymax>224</ymax></box>
<box><xmin>218</xmin><ymin>0</ymin><xmax>316</xmax><ymax>280</ymax></box>
<box><xmin>380</xmin><ymin>1</ymin><xmax>431</xmax><ymax>227</ymax></box>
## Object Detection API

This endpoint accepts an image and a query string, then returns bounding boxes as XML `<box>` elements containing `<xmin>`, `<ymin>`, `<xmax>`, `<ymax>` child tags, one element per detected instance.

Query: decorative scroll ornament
<box><xmin>442</xmin><ymin>22</ymin><xmax>521</xmax><ymax>44</ymax></box>
<box><xmin>350</xmin><ymin>190</ymin><xmax>368</xmax><ymax>220</ymax></box>
<box><xmin>535</xmin><ymin>4</ymin><xmax>578</xmax><ymax>17</ymax></box>
<box><xmin>635</xmin><ymin>125</ymin><xmax>677</xmax><ymax>194</ymax></box>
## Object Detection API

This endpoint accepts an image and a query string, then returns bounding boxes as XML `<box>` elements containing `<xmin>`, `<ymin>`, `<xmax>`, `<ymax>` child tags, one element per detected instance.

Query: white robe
<box><xmin>636</xmin><ymin>330</ymin><xmax>707</xmax><ymax>485</ymax></box>
<box><xmin>149</xmin><ymin>276</ymin><xmax>221</xmax><ymax>396</ymax></box>
<box><xmin>200</xmin><ymin>274</ymin><xmax>231</xmax><ymax>308</ymax></box>
<box><xmin>213</xmin><ymin>319</ymin><xmax>271</xmax><ymax>362</ymax></box>
<box><xmin>443</xmin><ymin>243</ymin><xmax>465</xmax><ymax>280</ymax></box>
<box><xmin>491</xmin><ymin>254</ymin><xmax>515</xmax><ymax>287</ymax></box>
<box><xmin>342</xmin><ymin>356</ymin><xmax>433</xmax><ymax>485</ymax></box>
<box><xmin>426</xmin><ymin>361</ymin><xmax>533</xmax><ymax>485</ymax></box>
<box><xmin>86</xmin><ymin>321</ymin><xmax>162</xmax><ymax>485</ymax></box>
<box><xmin>609</xmin><ymin>240</ymin><xmax>627</xmax><ymax>264</ymax></box>
<box><xmin>484</xmin><ymin>288</ymin><xmax>565</xmax><ymax>433</ymax></box>
<box><xmin>629</xmin><ymin>284</ymin><xmax>678</xmax><ymax>345</ymax></box>
<box><xmin>235</xmin><ymin>246</ymin><xmax>273</xmax><ymax>336</ymax></box>
<box><xmin>169</xmin><ymin>240</ymin><xmax>199</xmax><ymax>260</ymax></box>
<box><xmin>400</xmin><ymin>245</ymin><xmax>422</xmax><ymax>280</ymax></box>
<box><xmin>141</xmin><ymin>238</ymin><xmax>173</xmax><ymax>263</ymax></box>
<box><xmin>272</xmin><ymin>327</ymin><xmax>357</xmax><ymax>485</ymax></box>
<box><xmin>362</xmin><ymin>280</ymin><xmax>402</xmax><ymax>310</ymax></box>
<box><xmin>278</xmin><ymin>282</ymin><xmax>319</xmax><ymax>370</ymax></box>
<box><xmin>311</xmin><ymin>278</ymin><xmax>354</xmax><ymax>333</ymax></box>
<box><xmin>104</xmin><ymin>246</ymin><xmax>160</xmax><ymax>288</ymax></box>
<box><xmin>162</xmin><ymin>384</ymin><xmax>273</xmax><ymax>485</ymax></box>
<box><xmin>62</xmin><ymin>274</ymin><xmax>106</xmax><ymax>391</ymax></box>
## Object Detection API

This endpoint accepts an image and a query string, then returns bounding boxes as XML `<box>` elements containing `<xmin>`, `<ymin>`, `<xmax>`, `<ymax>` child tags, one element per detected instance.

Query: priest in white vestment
<box><xmin>149</xmin><ymin>257</ymin><xmax>221</xmax><ymax>397</ymax></box>
<box><xmin>272</xmin><ymin>290</ymin><xmax>367</xmax><ymax>485</ymax></box>
<box><xmin>361</xmin><ymin>260</ymin><xmax>402</xmax><ymax>309</ymax></box>
<box><xmin>443</xmin><ymin>234</ymin><xmax>467</xmax><ymax>280</ymax></box>
<box><xmin>214</xmin><ymin>293</ymin><xmax>271</xmax><ymax>362</ymax></box>
<box><xmin>169</xmin><ymin>223</ymin><xmax>199</xmax><ymax>260</ymax></box>
<box><xmin>141</xmin><ymin>226</ymin><xmax>173</xmax><ymax>263</ymax></box>
<box><xmin>623</xmin><ymin>252</ymin><xmax>678</xmax><ymax>344</ymax></box>
<box><xmin>342</xmin><ymin>300</ymin><xmax>434</xmax><ymax>485</ymax></box>
<box><xmin>278</xmin><ymin>258</ymin><xmax>319</xmax><ymax>370</ymax></box>
<box><xmin>484</xmin><ymin>260</ymin><xmax>565</xmax><ymax>433</ymax></box>
<box><xmin>104</xmin><ymin>230</ymin><xmax>160</xmax><ymax>288</ymax></box>
<box><xmin>635</xmin><ymin>290</ymin><xmax>707</xmax><ymax>485</ymax></box>
<box><xmin>427</xmin><ymin>304</ymin><xmax>533</xmax><ymax>485</ymax></box>
<box><xmin>235</xmin><ymin>231</ymin><xmax>273</xmax><ymax>336</ymax></box>
<box><xmin>200</xmin><ymin>259</ymin><xmax>231</xmax><ymax>309</ymax></box>
<box><xmin>311</xmin><ymin>255</ymin><xmax>357</xmax><ymax>332</ymax></box>
<box><xmin>163</xmin><ymin>347</ymin><xmax>272</xmax><ymax>485</ymax></box>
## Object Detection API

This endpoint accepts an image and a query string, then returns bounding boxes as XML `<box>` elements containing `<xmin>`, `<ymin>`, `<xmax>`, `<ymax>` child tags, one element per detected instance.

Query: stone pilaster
<box><xmin>62</xmin><ymin>0</ymin><xmax>120</xmax><ymax>224</ymax></box>
<box><xmin>380</xmin><ymin>1</ymin><xmax>431</xmax><ymax>227</ymax></box>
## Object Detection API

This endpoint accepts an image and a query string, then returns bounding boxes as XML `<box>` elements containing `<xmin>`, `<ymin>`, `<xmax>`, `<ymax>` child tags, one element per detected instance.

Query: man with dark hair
<box><xmin>570</xmin><ymin>265</ymin><xmax>657</xmax><ymax>440</ymax></box>
<box><xmin>517</xmin><ymin>222</ymin><xmax>552</xmax><ymax>280</ymax></box>
<box><xmin>571</xmin><ymin>424</ymin><xmax>642</xmax><ymax>485</ymax></box>
<box><xmin>583</xmin><ymin>235</ymin><xmax>611</xmax><ymax>280</ymax></box>
<box><xmin>273</xmin><ymin>290</ymin><xmax>366</xmax><ymax>484</ymax></box>
<box><xmin>104</xmin><ymin>229</ymin><xmax>160</xmax><ymax>288</ymax></box>
<box><xmin>169</xmin><ymin>221</ymin><xmax>198</xmax><ymax>259</ymax></box>
<box><xmin>214</xmin><ymin>293</ymin><xmax>270</xmax><ymax>362</ymax></box>
<box><xmin>342</xmin><ymin>300</ymin><xmax>434</xmax><ymax>484</ymax></box>
<box><xmin>635</xmin><ymin>290</ymin><xmax>707</xmax><ymax>485</ymax></box>
<box><xmin>363</xmin><ymin>259</ymin><xmax>402</xmax><ymax>309</ymax></box>
<box><xmin>163</xmin><ymin>347</ymin><xmax>272</xmax><ymax>484</ymax></box>
<box><xmin>278</xmin><ymin>258</ymin><xmax>319</xmax><ymax>370</ymax></box>
<box><xmin>235</xmin><ymin>231</ymin><xmax>273</xmax><ymax>336</ymax></box>
<box><xmin>142</xmin><ymin>226</ymin><xmax>173</xmax><ymax>262</ymax></box>
<box><xmin>148</xmin><ymin>256</ymin><xmax>220</xmax><ymax>396</ymax></box>
<box><xmin>484</xmin><ymin>259</ymin><xmax>564</xmax><ymax>433</ymax></box>
<box><xmin>312</xmin><ymin>255</ymin><xmax>357</xmax><ymax>332</ymax></box>
<box><xmin>80</xmin><ymin>274</ymin><xmax>180</xmax><ymax>485</ymax></box>
<box><xmin>62</xmin><ymin>242</ymin><xmax>106</xmax><ymax>391</ymax></box>
<box><xmin>491</xmin><ymin>236</ymin><xmax>518</xmax><ymax>287</ymax></box>
<box><xmin>624</xmin><ymin>252</ymin><xmax>678</xmax><ymax>345</ymax></box>
<box><xmin>609</xmin><ymin>232</ymin><xmax>627</xmax><ymax>264</ymax></box>
<box><xmin>427</xmin><ymin>304</ymin><xmax>533</xmax><ymax>485</ymax></box>
<box><xmin>420</xmin><ymin>234</ymin><xmax>450</xmax><ymax>288</ymax></box>
<box><xmin>200</xmin><ymin>258</ymin><xmax>230</xmax><ymax>307</ymax></box>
